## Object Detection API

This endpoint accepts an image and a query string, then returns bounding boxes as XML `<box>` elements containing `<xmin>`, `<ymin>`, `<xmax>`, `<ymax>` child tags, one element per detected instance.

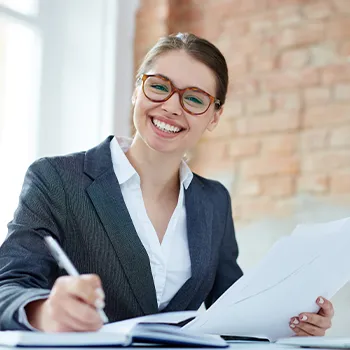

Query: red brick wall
<box><xmin>134</xmin><ymin>0</ymin><xmax>350</xmax><ymax>224</ymax></box>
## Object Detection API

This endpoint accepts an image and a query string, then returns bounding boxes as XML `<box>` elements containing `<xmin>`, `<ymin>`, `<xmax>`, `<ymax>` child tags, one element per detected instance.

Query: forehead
<box><xmin>146</xmin><ymin>50</ymin><xmax>217</xmax><ymax>95</ymax></box>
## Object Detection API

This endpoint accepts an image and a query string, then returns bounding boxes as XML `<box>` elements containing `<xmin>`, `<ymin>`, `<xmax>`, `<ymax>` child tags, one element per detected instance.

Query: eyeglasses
<box><xmin>140</xmin><ymin>74</ymin><xmax>221</xmax><ymax>116</ymax></box>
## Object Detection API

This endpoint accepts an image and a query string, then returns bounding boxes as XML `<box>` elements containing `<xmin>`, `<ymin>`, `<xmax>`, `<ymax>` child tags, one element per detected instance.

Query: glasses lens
<box><xmin>183</xmin><ymin>89</ymin><xmax>211</xmax><ymax>114</ymax></box>
<box><xmin>144</xmin><ymin>76</ymin><xmax>171</xmax><ymax>101</ymax></box>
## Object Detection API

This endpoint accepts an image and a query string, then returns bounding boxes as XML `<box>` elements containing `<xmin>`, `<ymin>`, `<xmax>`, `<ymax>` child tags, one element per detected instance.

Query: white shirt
<box><xmin>110</xmin><ymin>136</ymin><xmax>193</xmax><ymax>310</ymax></box>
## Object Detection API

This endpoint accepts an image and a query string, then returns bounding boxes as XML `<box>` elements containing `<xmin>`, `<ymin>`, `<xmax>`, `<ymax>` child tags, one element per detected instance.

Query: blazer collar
<box><xmin>84</xmin><ymin>136</ymin><xmax>158</xmax><ymax>315</ymax></box>
<box><xmin>84</xmin><ymin>136</ymin><xmax>213</xmax><ymax>314</ymax></box>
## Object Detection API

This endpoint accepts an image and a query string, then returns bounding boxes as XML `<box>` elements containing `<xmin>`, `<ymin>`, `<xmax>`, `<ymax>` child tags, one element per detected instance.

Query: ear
<box><xmin>206</xmin><ymin>107</ymin><xmax>224</xmax><ymax>132</ymax></box>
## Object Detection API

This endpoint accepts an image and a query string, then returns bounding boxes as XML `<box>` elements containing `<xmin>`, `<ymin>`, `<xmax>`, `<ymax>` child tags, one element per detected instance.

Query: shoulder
<box><xmin>28</xmin><ymin>151</ymin><xmax>86</xmax><ymax>177</ymax></box>
<box><xmin>192</xmin><ymin>173</ymin><xmax>231</xmax><ymax>204</ymax></box>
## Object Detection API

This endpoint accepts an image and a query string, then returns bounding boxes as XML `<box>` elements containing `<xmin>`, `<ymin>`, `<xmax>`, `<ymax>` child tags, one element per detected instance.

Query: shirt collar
<box><xmin>110</xmin><ymin>136</ymin><xmax>193</xmax><ymax>189</ymax></box>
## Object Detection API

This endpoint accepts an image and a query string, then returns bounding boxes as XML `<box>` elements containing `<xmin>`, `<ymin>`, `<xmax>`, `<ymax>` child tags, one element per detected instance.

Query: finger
<box><xmin>64</xmin><ymin>299</ymin><xmax>103</xmax><ymax>330</ymax></box>
<box><xmin>297</xmin><ymin>313</ymin><xmax>332</xmax><ymax>329</ymax></box>
<box><xmin>56</xmin><ymin>275</ymin><xmax>104</xmax><ymax>308</ymax></box>
<box><xmin>317</xmin><ymin>296</ymin><xmax>334</xmax><ymax>318</ymax></box>
<box><xmin>290</xmin><ymin>318</ymin><xmax>325</xmax><ymax>336</ymax></box>
<box><xmin>291</xmin><ymin>325</ymin><xmax>313</xmax><ymax>337</ymax></box>
<box><xmin>49</xmin><ymin>297</ymin><xmax>102</xmax><ymax>331</ymax></box>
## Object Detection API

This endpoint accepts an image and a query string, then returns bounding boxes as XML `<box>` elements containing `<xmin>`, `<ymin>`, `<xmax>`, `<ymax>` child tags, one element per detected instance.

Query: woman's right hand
<box><xmin>25</xmin><ymin>274</ymin><xmax>105</xmax><ymax>332</ymax></box>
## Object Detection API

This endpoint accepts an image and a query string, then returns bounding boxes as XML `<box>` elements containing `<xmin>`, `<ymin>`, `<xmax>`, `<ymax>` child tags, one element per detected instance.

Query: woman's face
<box><xmin>132</xmin><ymin>50</ymin><xmax>223</xmax><ymax>156</ymax></box>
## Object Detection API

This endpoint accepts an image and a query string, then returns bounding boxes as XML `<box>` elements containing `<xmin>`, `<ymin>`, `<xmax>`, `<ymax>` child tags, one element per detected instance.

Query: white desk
<box><xmin>0</xmin><ymin>344</ymin><xmax>331</xmax><ymax>350</ymax></box>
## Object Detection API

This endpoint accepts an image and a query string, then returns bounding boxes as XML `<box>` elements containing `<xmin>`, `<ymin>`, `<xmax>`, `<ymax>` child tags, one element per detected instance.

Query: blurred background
<box><xmin>1</xmin><ymin>0</ymin><xmax>350</xmax><ymax>335</ymax></box>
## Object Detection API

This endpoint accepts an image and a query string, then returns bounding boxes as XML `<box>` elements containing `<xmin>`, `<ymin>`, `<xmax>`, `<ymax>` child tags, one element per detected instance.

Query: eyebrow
<box><xmin>157</xmin><ymin>73</ymin><xmax>207</xmax><ymax>93</ymax></box>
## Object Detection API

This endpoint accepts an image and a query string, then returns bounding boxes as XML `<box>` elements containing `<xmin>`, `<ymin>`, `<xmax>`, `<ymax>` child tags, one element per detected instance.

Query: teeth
<box><xmin>152</xmin><ymin>118</ymin><xmax>181</xmax><ymax>133</ymax></box>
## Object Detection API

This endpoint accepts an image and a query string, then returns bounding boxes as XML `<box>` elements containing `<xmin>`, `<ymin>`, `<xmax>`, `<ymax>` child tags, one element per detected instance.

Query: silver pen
<box><xmin>44</xmin><ymin>236</ymin><xmax>109</xmax><ymax>324</ymax></box>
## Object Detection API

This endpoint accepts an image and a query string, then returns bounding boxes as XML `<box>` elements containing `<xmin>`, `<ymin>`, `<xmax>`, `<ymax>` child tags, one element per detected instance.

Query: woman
<box><xmin>0</xmin><ymin>33</ymin><xmax>333</xmax><ymax>335</ymax></box>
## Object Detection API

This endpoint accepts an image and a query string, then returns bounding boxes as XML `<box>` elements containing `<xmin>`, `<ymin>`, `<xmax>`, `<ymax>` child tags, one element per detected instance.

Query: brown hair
<box><xmin>136</xmin><ymin>32</ymin><xmax>228</xmax><ymax>108</ymax></box>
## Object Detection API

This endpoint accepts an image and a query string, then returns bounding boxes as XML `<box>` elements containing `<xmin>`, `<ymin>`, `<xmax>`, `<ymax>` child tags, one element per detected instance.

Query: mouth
<box><xmin>150</xmin><ymin>117</ymin><xmax>184</xmax><ymax>134</ymax></box>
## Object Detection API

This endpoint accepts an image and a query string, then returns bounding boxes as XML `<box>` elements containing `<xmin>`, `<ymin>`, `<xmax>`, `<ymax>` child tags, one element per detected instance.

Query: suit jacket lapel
<box><xmin>164</xmin><ymin>176</ymin><xmax>213</xmax><ymax>311</ymax></box>
<box><xmin>84</xmin><ymin>137</ymin><xmax>158</xmax><ymax>315</ymax></box>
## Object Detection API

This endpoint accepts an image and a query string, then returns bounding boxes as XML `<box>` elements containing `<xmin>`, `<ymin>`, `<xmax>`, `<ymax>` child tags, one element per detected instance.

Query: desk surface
<box><xmin>0</xmin><ymin>343</ymin><xmax>332</xmax><ymax>350</ymax></box>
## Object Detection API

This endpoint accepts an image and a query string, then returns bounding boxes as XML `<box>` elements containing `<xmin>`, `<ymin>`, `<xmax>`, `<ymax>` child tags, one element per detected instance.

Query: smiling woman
<box><xmin>0</xmin><ymin>32</ymin><xmax>334</xmax><ymax>337</ymax></box>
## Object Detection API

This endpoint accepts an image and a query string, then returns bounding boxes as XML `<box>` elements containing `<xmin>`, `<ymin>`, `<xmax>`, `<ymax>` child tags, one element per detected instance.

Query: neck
<box><xmin>125</xmin><ymin>135</ymin><xmax>184</xmax><ymax>199</ymax></box>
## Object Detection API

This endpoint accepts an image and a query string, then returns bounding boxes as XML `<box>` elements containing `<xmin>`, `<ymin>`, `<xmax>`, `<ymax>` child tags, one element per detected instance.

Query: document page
<box><xmin>184</xmin><ymin>218</ymin><xmax>350</xmax><ymax>342</ymax></box>
<box><xmin>101</xmin><ymin>310</ymin><xmax>198</xmax><ymax>333</ymax></box>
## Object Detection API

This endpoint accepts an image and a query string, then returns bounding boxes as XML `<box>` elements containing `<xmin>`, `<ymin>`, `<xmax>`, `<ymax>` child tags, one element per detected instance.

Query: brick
<box><xmin>302</xmin><ymin>151</ymin><xmax>350</xmax><ymax>172</ymax></box>
<box><xmin>224</xmin><ymin>99</ymin><xmax>244</xmax><ymax>118</ymax></box>
<box><xmin>250</xmin><ymin>13</ymin><xmax>275</xmax><ymax>34</ymax></box>
<box><xmin>310</xmin><ymin>44</ymin><xmax>338</xmax><ymax>67</ymax></box>
<box><xmin>234</xmin><ymin>196</ymin><xmax>290</xmax><ymax>221</ymax></box>
<box><xmin>203</xmin><ymin>118</ymin><xmax>235</xmax><ymax>139</ymax></box>
<box><xmin>214</xmin><ymin>0</ymin><xmax>268</xmax><ymax>17</ymax></box>
<box><xmin>334</xmin><ymin>84</ymin><xmax>350</xmax><ymax>101</ymax></box>
<box><xmin>278</xmin><ymin>23</ymin><xmax>325</xmax><ymax>49</ymax></box>
<box><xmin>326</xmin><ymin>18</ymin><xmax>350</xmax><ymax>40</ymax></box>
<box><xmin>304</xmin><ymin>87</ymin><xmax>331</xmax><ymax>106</ymax></box>
<box><xmin>303</xmin><ymin>104</ymin><xmax>350</xmax><ymax>127</ymax></box>
<box><xmin>297</xmin><ymin>174</ymin><xmax>329</xmax><ymax>193</ymax></box>
<box><xmin>267</xmin><ymin>0</ymin><xmax>306</xmax><ymax>8</ymax></box>
<box><xmin>230</xmin><ymin>78</ymin><xmax>258</xmax><ymax>97</ymax></box>
<box><xmin>339</xmin><ymin>41</ymin><xmax>350</xmax><ymax>59</ymax></box>
<box><xmin>330</xmin><ymin>172</ymin><xmax>350</xmax><ymax>194</ymax></box>
<box><xmin>322</xmin><ymin>64</ymin><xmax>350</xmax><ymax>84</ymax></box>
<box><xmin>277</xmin><ymin>6</ymin><xmax>303</xmax><ymax>27</ymax></box>
<box><xmin>246</xmin><ymin>95</ymin><xmax>272</xmax><ymax>115</ymax></box>
<box><xmin>333</xmin><ymin>0</ymin><xmax>350</xmax><ymax>13</ymax></box>
<box><xmin>261</xmin><ymin>69</ymin><xmax>319</xmax><ymax>92</ymax></box>
<box><xmin>330</xmin><ymin>126</ymin><xmax>350</xmax><ymax>148</ymax></box>
<box><xmin>273</xmin><ymin>92</ymin><xmax>302</xmax><ymax>111</ymax></box>
<box><xmin>229</xmin><ymin>35</ymin><xmax>261</xmax><ymax>55</ymax></box>
<box><xmin>280</xmin><ymin>49</ymin><xmax>310</xmax><ymax>69</ymax></box>
<box><xmin>190</xmin><ymin>140</ymin><xmax>229</xmax><ymax>164</ymax></box>
<box><xmin>262</xmin><ymin>134</ymin><xmax>298</xmax><ymax>155</ymax></box>
<box><xmin>300</xmin><ymin>129</ymin><xmax>328</xmax><ymax>150</ymax></box>
<box><xmin>220</xmin><ymin>19</ymin><xmax>249</xmax><ymax>39</ymax></box>
<box><xmin>229</xmin><ymin>138</ymin><xmax>260</xmax><ymax>158</ymax></box>
<box><xmin>237</xmin><ymin>179</ymin><xmax>261</xmax><ymax>196</ymax></box>
<box><xmin>261</xmin><ymin>176</ymin><xmax>294</xmax><ymax>197</ymax></box>
<box><xmin>236</xmin><ymin>112</ymin><xmax>300</xmax><ymax>135</ymax></box>
<box><xmin>302</xmin><ymin>1</ymin><xmax>333</xmax><ymax>19</ymax></box>
<box><xmin>242</xmin><ymin>156</ymin><xmax>299</xmax><ymax>176</ymax></box>
<box><xmin>251</xmin><ymin>54</ymin><xmax>276</xmax><ymax>72</ymax></box>
<box><xmin>228</xmin><ymin>55</ymin><xmax>248</xmax><ymax>77</ymax></box>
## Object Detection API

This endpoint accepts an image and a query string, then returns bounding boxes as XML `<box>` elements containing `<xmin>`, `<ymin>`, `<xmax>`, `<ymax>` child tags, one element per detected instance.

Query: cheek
<box><xmin>134</xmin><ymin>95</ymin><xmax>157</xmax><ymax>119</ymax></box>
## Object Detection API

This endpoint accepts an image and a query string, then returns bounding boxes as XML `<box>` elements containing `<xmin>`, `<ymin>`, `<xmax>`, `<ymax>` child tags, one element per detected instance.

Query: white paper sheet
<box><xmin>184</xmin><ymin>218</ymin><xmax>350</xmax><ymax>342</ymax></box>
<box><xmin>100</xmin><ymin>310</ymin><xmax>198</xmax><ymax>334</ymax></box>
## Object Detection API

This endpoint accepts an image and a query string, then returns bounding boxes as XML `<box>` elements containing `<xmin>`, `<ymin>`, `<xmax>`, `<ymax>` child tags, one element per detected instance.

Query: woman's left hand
<box><xmin>289</xmin><ymin>296</ymin><xmax>334</xmax><ymax>336</ymax></box>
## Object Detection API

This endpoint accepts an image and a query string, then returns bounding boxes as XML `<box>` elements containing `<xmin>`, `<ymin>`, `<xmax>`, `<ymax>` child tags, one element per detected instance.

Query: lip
<box><xmin>149</xmin><ymin>115</ymin><xmax>185</xmax><ymax>130</ymax></box>
<box><xmin>149</xmin><ymin>117</ymin><xmax>184</xmax><ymax>139</ymax></box>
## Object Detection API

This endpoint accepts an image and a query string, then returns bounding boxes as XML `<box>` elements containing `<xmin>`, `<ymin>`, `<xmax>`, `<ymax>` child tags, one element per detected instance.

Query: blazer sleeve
<box><xmin>205</xmin><ymin>187</ymin><xmax>243</xmax><ymax>308</ymax></box>
<box><xmin>0</xmin><ymin>158</ymin><xmax>67</xmax><ymax>330</ymax></box>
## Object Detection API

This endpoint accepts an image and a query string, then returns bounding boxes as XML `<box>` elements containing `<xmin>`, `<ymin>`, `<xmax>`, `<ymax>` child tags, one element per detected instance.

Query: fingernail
<box><xmin>290</xmin><ymin>324</ymin><xmax>295</xmax><ymax>328</ymax></box>
<box><xmin>318</xmin><ymin>297</ymin><xmax>324</xmax><ymax>304</ymax></box>
<box><xmin>300</xmin><ymin>315</ymin><xmax>307</xmax><ymax>321</ymax></box>
<box><xmin>96</xmin><ymin>287</ymin><xmax>105</xmax><ymax>299</ymax></box>
<box><xmin>95</xmin><ymin>299</ymin><xmax>105</xmax><ymax>309</ymax></box>
<box><xmin>293</xmin><ymin>318</ymin><xmax>299</xmax><ymax>325</ymax></box>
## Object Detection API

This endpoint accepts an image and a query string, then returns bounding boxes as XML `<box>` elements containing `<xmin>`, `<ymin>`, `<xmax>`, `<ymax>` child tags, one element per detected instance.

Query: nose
<box><xmin>161</xmin><ymin>92</ymin><xmax>182</xmax><ymax>116</ymax></box>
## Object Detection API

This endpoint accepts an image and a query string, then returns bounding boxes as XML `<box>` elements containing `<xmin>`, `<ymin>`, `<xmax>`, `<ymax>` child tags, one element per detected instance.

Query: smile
<box><xmin>151</xmin><ymin>118</ymin><xmax>183</xmax><ymax>134</ymax></box>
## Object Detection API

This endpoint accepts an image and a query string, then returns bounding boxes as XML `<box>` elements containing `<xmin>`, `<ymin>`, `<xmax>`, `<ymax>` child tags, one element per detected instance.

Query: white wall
<box><xmin>37</xmin><ymin>0</ymin><xmax>139</xmax><ymax>157</ymax></box>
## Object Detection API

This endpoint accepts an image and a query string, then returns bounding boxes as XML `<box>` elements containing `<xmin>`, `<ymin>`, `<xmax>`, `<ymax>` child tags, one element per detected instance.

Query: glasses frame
<box><xmin>140</xmin><ymin>74</ymin><xmax>221</xmax><ymax>116</ymax></box>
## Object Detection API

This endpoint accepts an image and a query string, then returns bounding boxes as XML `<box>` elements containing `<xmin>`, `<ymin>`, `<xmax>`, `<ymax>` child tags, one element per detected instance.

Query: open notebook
<box><xmin>0</xmin><ymin>312</ymin><xmax>227</xmax><ymax>348</ymax></box>
<box><xmin>0</xmin><ymin>326</ymin><xmax>227</xmax><ymax>348</ymax></box>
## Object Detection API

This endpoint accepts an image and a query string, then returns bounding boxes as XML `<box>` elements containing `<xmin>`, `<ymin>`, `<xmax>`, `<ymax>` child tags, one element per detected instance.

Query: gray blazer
<box><xmin>0</xmin><ymin>136</ymin><xmax>243</xmax><ymax>330</ymax></box>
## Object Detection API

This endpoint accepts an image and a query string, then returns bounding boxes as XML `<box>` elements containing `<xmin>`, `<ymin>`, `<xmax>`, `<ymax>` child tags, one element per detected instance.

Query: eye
<box><xmin>150</xmin><ymin>84</ymin><xmax>169</xmax><ymax>92</ymax></box>
<box><xmin>185</xmin><ymin>95</ymin><xmax>204</xmax><ymax>105</ymax></box>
